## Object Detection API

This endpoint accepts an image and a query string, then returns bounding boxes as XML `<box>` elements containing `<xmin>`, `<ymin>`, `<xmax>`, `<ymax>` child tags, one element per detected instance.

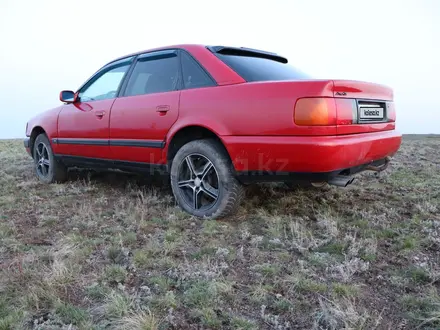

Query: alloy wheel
<box><xmin>177</xmin><ymin>153</ymin><xmax>219</xmax><ymax>211</ymax></box>
<box><xmin>35</xmin><ymin>142</ymin><xmax>50</xmax><ymax>178</ymax></box>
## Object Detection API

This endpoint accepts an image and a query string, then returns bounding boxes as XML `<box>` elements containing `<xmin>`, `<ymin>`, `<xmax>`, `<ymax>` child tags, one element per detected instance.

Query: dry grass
<box><xmin>0</xmin><ymin>136</ymin><xmax>439</xmax><ymax>329</ymax></box>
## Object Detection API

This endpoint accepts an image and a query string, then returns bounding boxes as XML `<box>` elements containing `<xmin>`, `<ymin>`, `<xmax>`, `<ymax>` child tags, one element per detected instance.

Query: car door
<box><xmin>56</xmin><ymin>56</ymin><xmax>134</xmax><ymax>159</ymax></box>
<box><xmin>109</xmin><ymin>50</ymin><xmax>181</xmax><ymax>165</ymax></box>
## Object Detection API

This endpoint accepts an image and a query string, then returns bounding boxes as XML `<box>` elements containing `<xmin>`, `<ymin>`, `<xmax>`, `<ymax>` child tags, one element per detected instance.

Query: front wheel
<box><xmin>33</xmin><ymin>134</ymin><xmax>68</xmax><ymax>184</ymax></box>
<box><xmin>170</xmin><ymin>139</ymin><xmax>244</xmax><ymax>219</ymax></box>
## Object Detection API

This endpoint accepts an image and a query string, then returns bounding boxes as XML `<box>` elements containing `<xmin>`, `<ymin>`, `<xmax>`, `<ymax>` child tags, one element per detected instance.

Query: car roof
<box><xmin>109</xmin><ymin>44</ymin><xmax>207</xmax><ymax>64</ymax></box>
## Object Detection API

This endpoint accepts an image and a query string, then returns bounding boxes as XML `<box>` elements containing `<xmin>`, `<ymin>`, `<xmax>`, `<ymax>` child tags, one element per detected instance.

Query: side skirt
<box><xmin>54</xmin><ymin>154</ymin><xmax>169</xmax><ymax>175</ymax></box>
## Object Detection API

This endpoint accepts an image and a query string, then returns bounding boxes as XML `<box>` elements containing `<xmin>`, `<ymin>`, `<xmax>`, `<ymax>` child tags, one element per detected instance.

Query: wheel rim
<box><xmin>35</xmin><ymin>142</ymin><xmax>50</xmax><ymax>178</ymax></box>
<box><xmin>177</xmin><ymin>153</ymin><xmax>219</xmax><ymax>211</ymax></box>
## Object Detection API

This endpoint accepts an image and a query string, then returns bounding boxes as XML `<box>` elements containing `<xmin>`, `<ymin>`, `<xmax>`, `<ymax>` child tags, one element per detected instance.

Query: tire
<box><xmin>170</xmin><ymin>139</ymin><xmax>244</xmax><ymax>219</ymax></box>
<box><xmin>33</xmin><ymin>134</ymin><xmax>68</xmax><ymax>183</ymax></box>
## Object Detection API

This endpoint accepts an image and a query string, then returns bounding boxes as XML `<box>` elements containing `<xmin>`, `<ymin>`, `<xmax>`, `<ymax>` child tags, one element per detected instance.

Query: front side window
<box><xmin>79</xmin><ymin>59</ymin><xmax>132</xmax><ymax>101</ymax></box>
<box><xmin>124</xmin><ymin>53</ymin><xmax>179</xmax><ymax>97</ymax></box>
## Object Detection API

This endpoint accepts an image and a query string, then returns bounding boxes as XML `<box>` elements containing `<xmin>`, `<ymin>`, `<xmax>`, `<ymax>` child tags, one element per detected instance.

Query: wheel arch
<box><xmin>165</xmin><ymin>124</ymin><xmax>231</xmax><ymax>167</ymax></box>
<box><xmin>29</xmin><ymin>126</ymin><xmax>47</xmax><ymax>157</ymax></box>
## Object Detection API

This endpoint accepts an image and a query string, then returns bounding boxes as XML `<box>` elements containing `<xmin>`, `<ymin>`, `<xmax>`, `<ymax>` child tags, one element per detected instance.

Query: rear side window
<box><xmin>124</xmin><ymin>53</ymin><xmax>179</xmax><ymax>96</ymax></box>
<box><xmin>216</xmin><ymin>53</ymin><xmax>311</xmax><ymax>82</ymax></box>
<box><xmin>180</xmin><ymin>51</ymin><xmax>215</xmax><ymax>89</ymax></box>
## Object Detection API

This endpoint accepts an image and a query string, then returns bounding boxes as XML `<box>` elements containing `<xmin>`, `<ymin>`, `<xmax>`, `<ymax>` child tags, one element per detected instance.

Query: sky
<box><xmin>0</xmin><ymin>0</ymin><xmax>439</xmax><ymax>138</ymax></box>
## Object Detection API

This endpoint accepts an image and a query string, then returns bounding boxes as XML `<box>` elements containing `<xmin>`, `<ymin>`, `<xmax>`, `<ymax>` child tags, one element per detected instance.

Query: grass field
<box><xmin>0</xmin><ymin>136</ymin><xmax>439</xmax><ymax>330</ymax></box>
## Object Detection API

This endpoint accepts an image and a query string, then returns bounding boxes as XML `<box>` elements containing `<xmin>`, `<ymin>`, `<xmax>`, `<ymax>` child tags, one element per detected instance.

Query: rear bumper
<box><xmin>222</xmin><ymin>130</ymin><xmax>402</xmax><ymax>179</ymax></box>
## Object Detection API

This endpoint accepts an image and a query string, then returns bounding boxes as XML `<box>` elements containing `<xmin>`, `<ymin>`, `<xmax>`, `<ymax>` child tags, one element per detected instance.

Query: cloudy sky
<box><xmin>0</xmin><ymin>0</ymin><xmax>439</xmax><ymax>138</ymax></box>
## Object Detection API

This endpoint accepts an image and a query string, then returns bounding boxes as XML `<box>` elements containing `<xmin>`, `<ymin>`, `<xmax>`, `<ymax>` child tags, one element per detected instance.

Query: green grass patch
<box><xmin>55</xmin><ymin>303</ymin><xmax>90</xmax><ymax>326</ymax></box>
<box><xmin>332</xmin><ymin>283</ymin><xmax>359</xmax><ymax>297</ymax></box>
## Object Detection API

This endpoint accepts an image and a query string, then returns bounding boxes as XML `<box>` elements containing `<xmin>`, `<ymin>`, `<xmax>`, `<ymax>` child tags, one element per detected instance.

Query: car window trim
<box><xmin>138</xmin><ymin>49</ymin><xmax>178</xmax><ymax>61</ymax></box>
<box><xmin>116</xmin><ymin>55</ymin><xmax>139</xmax><ymax>98</ymax></box>
<box><xmin>119</xmin><ymin>49</ymin><xmax>182</xmax><ymax>97</ymax></box>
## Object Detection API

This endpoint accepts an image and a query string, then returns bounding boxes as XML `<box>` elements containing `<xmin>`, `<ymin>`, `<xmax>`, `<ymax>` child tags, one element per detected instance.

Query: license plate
<box><xmin>359</xmin><ymin>106</ymin><xmax>384</xmax><ymax>119</ymax></box>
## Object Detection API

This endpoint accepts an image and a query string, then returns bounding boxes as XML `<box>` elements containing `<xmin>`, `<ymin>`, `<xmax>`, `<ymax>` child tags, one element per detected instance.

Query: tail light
<box><xmin>294</xmin><ymin>98</ymin><xmax>337</xmax><ymax>126</ymax></box>
<box><xmin>294</xmin><ymin>97</ymin><xmax>358</xmax><ymax>126</ymax></box>
<box><xmin>387</xmin><ymin>102</ymin><xmax>396</xmax><ymax>122</ymax></box>
<box><xmin>294</xmin><ymin>97</ymin><xmax>394</xmax><ymax>127</ymax></box>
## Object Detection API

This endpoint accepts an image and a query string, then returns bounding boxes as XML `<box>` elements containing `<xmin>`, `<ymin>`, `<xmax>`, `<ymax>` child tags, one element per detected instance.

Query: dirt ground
<box><xmin>0</xmin><ymin>135</ymin><xmax>439</xmax><ymax>329</ymax></box>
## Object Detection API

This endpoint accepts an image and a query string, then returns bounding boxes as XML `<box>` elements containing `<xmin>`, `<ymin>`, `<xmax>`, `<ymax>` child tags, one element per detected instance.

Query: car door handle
<box><xmin>95</xmin><ymin>110</ymin><xmax>106</xmax><ymax>118</ymax></box>
<box><xmin>156</xmin><ymin>105</ymin><xmax>170</xmax><ymax>115</ymax></box>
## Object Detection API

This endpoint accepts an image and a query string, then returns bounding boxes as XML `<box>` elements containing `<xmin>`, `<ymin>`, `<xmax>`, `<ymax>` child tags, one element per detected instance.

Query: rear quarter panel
<box><xmin>175</xmin><ymin>80</ymin><xmax>336</xmax><ymax>137</ymax></box>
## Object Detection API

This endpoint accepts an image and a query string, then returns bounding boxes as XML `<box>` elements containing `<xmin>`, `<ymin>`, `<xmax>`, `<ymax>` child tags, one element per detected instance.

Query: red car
<box><xmin>24</xmin><ymin>44</ymin><xmax>402</xmax><ymax>218</ymax></box>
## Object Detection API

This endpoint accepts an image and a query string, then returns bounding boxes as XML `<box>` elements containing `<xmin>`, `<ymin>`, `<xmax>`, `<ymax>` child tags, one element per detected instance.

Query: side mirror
<box><xmin>59</xmin><ymin>90</ymin><xmax>78</xmax><ymax>103</ymax></box>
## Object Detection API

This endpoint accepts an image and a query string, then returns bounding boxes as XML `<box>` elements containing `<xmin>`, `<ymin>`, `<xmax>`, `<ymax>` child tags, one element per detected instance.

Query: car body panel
<box><xmin>55</xmin><ymin>99</ymin><xmax>115</xmax><ymax>159</ymax></box>
<box><xmin>25</xmin><ymin>106</ymin><xmax>63</xmax><ymax>154</ymax></box>
<box><xmin>174</xmin><ymin>80</ymin><xmax>339</xmax><ymax>137</ymax></box>
<box><xmin>332</xmin><ymin>79</ymin><xmax>393</xmax><ymax>100</ymax></box>
<box><xmin>222</xmin><ymin>130</ymin><xmax>402</xmax><ymax>173</ymax></box>
<box><xmin>109</xmin><ymin>91</ymin><xmax>180</xmax><ymax>164</ymax></box>
<box><xmin>26</xmin><ymin>106</ymin><xmax>62</xmax><ymax>139</ymax></box>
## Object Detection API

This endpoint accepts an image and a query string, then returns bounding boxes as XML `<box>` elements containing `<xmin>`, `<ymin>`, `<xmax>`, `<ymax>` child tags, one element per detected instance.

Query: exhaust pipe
<box><xmin>365</xmin><ymin>156</ymin><xmax>391</xmax><ymax>172</ymax></box>
<box><xmin>327</xmin><ymin>175</ymin><xmax>355</xmax><ymax>187</ymax></box>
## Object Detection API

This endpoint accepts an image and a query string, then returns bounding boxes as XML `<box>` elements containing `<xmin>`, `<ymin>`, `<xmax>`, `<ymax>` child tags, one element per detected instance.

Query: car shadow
<box><xmin>66</xmin><ymin>168</ymin><xmax>316</xmax><ymax>197</ymax></box>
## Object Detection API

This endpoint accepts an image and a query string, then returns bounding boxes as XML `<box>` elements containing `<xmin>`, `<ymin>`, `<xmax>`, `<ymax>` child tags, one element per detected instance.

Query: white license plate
<box><xmin>359</xmin><ymin>107</ymin><xmax>384</xmax><ymax>119</ymax></box>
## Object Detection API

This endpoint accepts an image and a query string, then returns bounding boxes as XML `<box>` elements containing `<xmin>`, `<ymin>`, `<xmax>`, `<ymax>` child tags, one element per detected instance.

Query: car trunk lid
<box><xmin>331</xmin><ymin>80</ymin><xmax>396</xmax><ymax>135</ymax></box>
<box><xmin>332</xmin><ymin>79</ymin><xmax>393</xmax><ymax>101</ymax></box>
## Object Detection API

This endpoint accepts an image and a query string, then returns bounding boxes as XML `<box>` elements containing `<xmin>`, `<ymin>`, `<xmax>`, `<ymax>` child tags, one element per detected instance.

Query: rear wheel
<box><xmin>33</xmin><ymin>134</ymin><xmax>68</xmax><ymax>183</ymax></box>
<box><xmin>170</xmin><ymin>139</ymin><xmax>244</xmax><ymax>219</ymax></box>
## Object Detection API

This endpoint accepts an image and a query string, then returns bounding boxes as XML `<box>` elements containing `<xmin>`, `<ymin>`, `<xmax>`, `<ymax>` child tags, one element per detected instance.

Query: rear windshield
<box><xmin>216</xmin><ymin>53</ymin><xmax>312</xmax><ymax>82</ymax></box>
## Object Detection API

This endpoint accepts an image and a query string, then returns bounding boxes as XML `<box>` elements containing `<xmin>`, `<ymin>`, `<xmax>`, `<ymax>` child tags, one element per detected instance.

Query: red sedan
<box><xmin>24</xmin><ymin>44</ymin><xmax>402</xmax><ymax>218</ymax></box>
